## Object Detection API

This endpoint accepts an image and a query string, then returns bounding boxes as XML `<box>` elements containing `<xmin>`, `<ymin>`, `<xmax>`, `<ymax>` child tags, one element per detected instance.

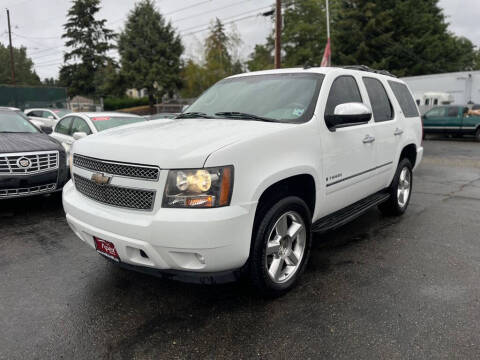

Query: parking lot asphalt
<box><xmin>1</xmin><ymin>138</ymin><xmax>480</xmax><ymax>360</ymax></box>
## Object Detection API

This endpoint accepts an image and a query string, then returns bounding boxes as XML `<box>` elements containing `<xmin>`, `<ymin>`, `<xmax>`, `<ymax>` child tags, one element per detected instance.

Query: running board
<box><xmin>312</xmin><ymin>191</ymin><xmax>390</xmax><ymax>234</ymax></box>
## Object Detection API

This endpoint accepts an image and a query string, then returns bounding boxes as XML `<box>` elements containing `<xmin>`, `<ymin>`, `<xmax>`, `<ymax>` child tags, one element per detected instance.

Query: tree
<box><xmin>259</xmin><ymin>0</ymin><xmax>480</xmax><ymax>76</ymax></box>
<box><xmin>181</xmin><ymin>19</ymin><xmax>242</xmax><ymax>97</ymax></box>
<box><xmin>59</xmin><ymin>0</ymin><xmax>115</xmax><ymax>96</ymax></box>
<box><xmin>247</xmin><ymin>43</ymin><xmax>274</xmax><ymax>72</ymax></box>
<box><xmin>118</xmin><ymin>0</ymin><xmax>183</xmax><ymax>109</ymax></box>
<box><xmin>332</xmin><ymin>0</ymin><xmax>480</xmax><ymax>76</ymax></box>
<box><xmin>0</xmin><ymin>43</ymin><xmax>40</xmax><ymax>85</ymax></box>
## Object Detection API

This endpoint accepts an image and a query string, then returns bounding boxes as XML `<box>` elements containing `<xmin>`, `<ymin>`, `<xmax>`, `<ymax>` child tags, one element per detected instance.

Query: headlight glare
<box><xmin>164</xmin><ymin>166</ymin><xmax>233</xmax><ymax>208</ymax></box>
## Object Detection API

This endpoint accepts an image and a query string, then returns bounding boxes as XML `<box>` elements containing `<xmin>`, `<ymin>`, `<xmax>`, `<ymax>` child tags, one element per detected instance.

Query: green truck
<box><xmin>422</xmin><ymin>105</ymin><xmax>480</xmax><ymax>141</ymax></box>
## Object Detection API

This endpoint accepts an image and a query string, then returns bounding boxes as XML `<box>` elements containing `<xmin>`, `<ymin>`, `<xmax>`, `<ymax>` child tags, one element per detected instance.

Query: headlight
<box><xmin>163</xmin><ymin>166</ymin><xmax>234</xmax><ymax>208</ymax></box>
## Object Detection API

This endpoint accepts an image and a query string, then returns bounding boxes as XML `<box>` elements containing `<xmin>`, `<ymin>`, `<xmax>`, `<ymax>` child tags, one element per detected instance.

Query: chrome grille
<box><xmin>73</xmin><ymin>154</ymin><xmax>159</xmax><ymax>181</ymax></box>
<box><xmin>74</xmin><ymin>174</ymin><xmax>156</xmax><ymax>211</ymax></box>
<box><xmin>0</xmin><ymin>183</ymin><xmax>56</xmax><ymax>198</ymax></box>
<box><xmin>0</xmin><ymin>151</ymin><xmax>59</xmax><ymax>175</ymax></box>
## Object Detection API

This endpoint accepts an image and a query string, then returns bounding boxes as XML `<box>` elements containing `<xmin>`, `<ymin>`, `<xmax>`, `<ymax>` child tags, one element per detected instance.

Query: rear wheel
<box><xmin>249</xmin><ymin>196</ymin><xmax>312</xmax><ymax>297</ymax></box>
<box><xmin>475</xmin><ymin>127</ymin><xmax>480</xmax><ymax>142</ymax></box>
<box><xmin>378</xmin><ymin>158</ymin><xmax>413</xmax><ymax>216</ymax></box>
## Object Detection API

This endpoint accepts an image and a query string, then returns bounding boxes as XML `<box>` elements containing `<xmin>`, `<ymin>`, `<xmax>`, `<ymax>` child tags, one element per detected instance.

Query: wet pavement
<box><xmin>1</xmin><ymin>138</ymin><xmax>480</xmax><ymax>359</ymax></box>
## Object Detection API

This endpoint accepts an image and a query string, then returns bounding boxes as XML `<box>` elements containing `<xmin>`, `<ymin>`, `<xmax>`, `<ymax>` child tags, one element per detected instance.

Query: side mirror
<box><xmin>48</xmin><ymin>115</ymin><xmax>55</xmax><ymax>120</ymax></box>
<box><xmin>73</xmin><ymin>132</ymin><xmax>87</xmax><ymax>140</ymax></box>
<box><xmin>326</xmin><ymin>103</ymin><xmax>372</xmax><ymax>130</ymax></box>
<box><xmin>40</xmin><ymin>125</ymin><xmax>53</xmax><ymax>134</ymax></box>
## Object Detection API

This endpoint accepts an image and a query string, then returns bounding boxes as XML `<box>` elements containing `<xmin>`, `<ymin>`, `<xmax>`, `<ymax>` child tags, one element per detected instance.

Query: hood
<box><xmin>73</xmin><ymin>118</ymin><xmax>293</xmax><ymax>168</ymax></box>
<box><xmin>0</xmin><ymin>132</ymin><xmax>63</xmax><ymax>154</ymax></box>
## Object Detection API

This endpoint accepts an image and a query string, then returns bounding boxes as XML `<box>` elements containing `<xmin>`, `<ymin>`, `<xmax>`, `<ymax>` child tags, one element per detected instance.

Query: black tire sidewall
<box><xmin>250</xmin><ymin>196</ymin><xmax>312</xmax><ymax>296</ymax></box>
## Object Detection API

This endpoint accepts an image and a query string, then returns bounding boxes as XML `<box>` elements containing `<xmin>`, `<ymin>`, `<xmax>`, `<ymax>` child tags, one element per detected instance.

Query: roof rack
<box><xmin>343</xmin><ymin>65</ymin><xmax>397</xmax><ymax>78</ymax></box>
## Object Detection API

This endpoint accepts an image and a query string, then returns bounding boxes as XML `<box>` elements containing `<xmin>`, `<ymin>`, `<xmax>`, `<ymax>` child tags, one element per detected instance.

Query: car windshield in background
<box><xmin>52</xmin><ymin>109</ymin><xmax>72</xmax><ymax>117</ymax></box>
<box><xmin>90</xmin><ymin>116</ymin><xmax>145</xmax><ymax>132</ymax></box>
<box><xmin>186</xmin><ymin>73</ymin><xmax>325</xmax><ymax>123</ymax></box>
<box><xmin>0</xmin><ymin>110</ymin><xmax>39</xmax><ymax>133</ymax></box>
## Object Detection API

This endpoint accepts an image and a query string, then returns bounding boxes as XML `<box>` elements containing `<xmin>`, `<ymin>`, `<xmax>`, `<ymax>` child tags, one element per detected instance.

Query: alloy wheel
<box><xmin>265</xmin><ymin>211</ymin><xmax>306</xmax><ymax>284</ymax></box>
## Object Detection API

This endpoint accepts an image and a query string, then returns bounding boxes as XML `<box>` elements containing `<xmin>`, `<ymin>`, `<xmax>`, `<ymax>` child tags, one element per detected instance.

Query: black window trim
<box><xmin>324</xmin><ymin>74</ymin><xmax>365</xmax><ymax>131</ymax></box>
<box><xmin>362</xmin><ymin>76</ymin><xmax>395</xmax><ymax>123</ymax></box>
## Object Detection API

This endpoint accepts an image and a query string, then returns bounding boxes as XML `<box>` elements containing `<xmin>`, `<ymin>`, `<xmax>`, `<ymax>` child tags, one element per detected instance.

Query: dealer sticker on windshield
<box><xmin>292</xmin><ymin>108</ymin><xmax>305</xmax><ymax>117</ymax></box>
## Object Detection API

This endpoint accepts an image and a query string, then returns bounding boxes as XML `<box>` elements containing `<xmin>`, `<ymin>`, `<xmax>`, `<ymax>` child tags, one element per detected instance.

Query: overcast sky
<box><xmin>0</xmin><ymin>0</ymin><xmax>478</xmax><ymax>80</ymax></box>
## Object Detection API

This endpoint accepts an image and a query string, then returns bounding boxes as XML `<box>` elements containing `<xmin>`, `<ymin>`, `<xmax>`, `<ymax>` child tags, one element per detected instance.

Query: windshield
<box><xmin>186</xmin><ymin>73</ymin><xmax>324</xmax><ymax>123</ymax></box>
<box><xmin>90</xmin><ymin>116</ymin><xmax>145</xmax><ymax>132</ymax></box>
<box><xmin>52</xmin><ymin>109</ymin><xmax>72</xmax><ymax>117</ymax></box>
<box><xmin>0</xmin><ymin>110</ymin><xmax>39</xmax><ymax>133</ymax></box>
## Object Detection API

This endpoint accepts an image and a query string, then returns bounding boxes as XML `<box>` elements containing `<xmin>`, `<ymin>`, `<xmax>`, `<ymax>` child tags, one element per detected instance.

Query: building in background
<box><xmin>402</xmin><ymin>71</ymin><xmax>480</xmax><ymax>114</ymax></box>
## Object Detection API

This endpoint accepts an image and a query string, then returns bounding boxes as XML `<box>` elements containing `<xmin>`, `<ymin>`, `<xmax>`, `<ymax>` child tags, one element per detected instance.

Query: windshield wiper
<box><xmin>176</xmin><ymin>112</ymin><xmax>213</xmax><ymax>119</ymax></box>
<box><xmin>214</xmin><ymin>111</ymin><xmax>276</xmax><ymax>123</ymax></box>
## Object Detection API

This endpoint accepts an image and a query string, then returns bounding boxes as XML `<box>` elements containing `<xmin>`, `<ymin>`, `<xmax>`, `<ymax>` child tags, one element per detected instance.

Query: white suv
<box><xmin>63</xmin><ymin>66</ymin><xmax>423</xmax><ymax>296</ymax></box>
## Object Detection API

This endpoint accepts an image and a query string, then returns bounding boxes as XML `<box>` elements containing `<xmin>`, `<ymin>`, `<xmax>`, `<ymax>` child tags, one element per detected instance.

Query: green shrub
<box><xmin>103</xmin><ymin>96</ymin><xmax>149</xmax><ymax>111</ymax></box>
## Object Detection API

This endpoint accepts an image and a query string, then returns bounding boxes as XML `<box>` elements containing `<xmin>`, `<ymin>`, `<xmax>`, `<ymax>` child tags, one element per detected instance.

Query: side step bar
<box><xmin>312</xmin><ymin>191</ymin><xmax>390</xmax><ymax>234</ymax></box>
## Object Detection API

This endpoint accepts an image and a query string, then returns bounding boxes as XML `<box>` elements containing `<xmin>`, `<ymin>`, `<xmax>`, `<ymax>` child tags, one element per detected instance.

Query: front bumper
<box><xmin>63</xmin><ymin>180</ymin><xmax>256</xmax><ymax>275</ymax></box>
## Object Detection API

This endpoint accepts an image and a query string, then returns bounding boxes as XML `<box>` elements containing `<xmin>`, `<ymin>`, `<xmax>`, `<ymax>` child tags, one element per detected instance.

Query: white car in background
<box><xmin>51</xmin><ymin>112</ymin><xmax>145</xmax><ymax>158</ymax></box>
<box><xmin>24</xmin><ymin>108</ymin><xmax>72</xmax><ymax>128</ymax></box>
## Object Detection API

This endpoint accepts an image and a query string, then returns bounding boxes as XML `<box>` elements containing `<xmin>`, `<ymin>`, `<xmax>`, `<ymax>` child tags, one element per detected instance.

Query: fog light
<box><xmin>195</xmin><ymin>253</ymin><xmax>206</xmax><ymax>264</ymax></box>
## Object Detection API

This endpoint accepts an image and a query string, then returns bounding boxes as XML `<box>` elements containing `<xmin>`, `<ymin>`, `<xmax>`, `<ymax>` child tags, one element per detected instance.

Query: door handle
<box><xmin>362</xmin><ymin>135</ymin><xmax>375</xmax><ymax>143</ymax></box>
<box><xmin>394</xmin><ymin>128</ymin><xmax>404</xmax><ymax>136</ymax></box>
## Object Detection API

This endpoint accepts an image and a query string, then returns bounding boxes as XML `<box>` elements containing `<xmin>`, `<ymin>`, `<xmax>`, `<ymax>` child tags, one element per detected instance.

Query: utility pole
<box><xmin>6</xmin><ymin>9</ymin><xmax>15</xmax><ymax>84</ymax></box>
<box><xmin>274</xmin><ymin>0</ymin><xmax>282</xmax><ymax>69</ymax></box>
<box><xmin>325</xmin><ymin>0</ymin><xmax>331</xmax><ymax>66</ymax></box>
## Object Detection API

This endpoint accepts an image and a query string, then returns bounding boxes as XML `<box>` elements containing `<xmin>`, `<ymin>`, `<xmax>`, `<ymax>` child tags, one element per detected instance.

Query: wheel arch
<box><xmin>398</xmin><ymin>143</ymin><xmax>417</xmax><ymax>168</ymax></box>
<box><xmin>253</xmin><ymin>171</ymin><xmax>317</xmax><ymax>222</ymax></box>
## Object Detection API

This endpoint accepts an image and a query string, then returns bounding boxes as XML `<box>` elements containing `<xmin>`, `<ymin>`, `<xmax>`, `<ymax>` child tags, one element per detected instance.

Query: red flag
<box><xmin>321</xmin><ymin>38</ymin><xmax>331</xmax><ymax>67</ymax></box>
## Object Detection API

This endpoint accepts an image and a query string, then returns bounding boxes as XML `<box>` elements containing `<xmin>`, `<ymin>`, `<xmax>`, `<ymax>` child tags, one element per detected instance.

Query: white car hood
<box><xmin>73</xmin><ymin>118</ymin><xmax>292</xmax><ymax>168</ymax></box>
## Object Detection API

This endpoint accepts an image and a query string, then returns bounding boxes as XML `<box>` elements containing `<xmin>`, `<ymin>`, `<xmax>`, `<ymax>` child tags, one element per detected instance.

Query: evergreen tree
<box><xmin>258</xmin><ymin>0</ymin><xmax>480</xmax><ymax>76</ymax></box>
<box><xmin>118</xmin><ymin>0</ymin><xmax>183</xmax><ymax>109</ymax></box>
<box><xmin>59</xmin><ymin>0</ymin><xmax>115</xmax><ymax>96</ymax></box>
<box><xmin>246</xmin><ymin>44</ymin><xmax>274</xmax><ymax>72</ymax></box>
<box><xmin>181</xmin><ymin>19</ymin><xmax>242</xmax><ymax>97</ymax></box>
<box><xmin>0</xmin><ymin>43</ymin><xmax>40</xmax><ymax>85</ymax></box>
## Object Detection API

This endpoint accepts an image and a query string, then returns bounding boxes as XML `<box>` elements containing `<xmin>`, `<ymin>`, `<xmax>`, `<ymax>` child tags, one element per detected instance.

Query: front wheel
<box><xmin>475</xmin><ymin>128</ymin><xmax>480</xmax><ymax>142</ymax></box>
<box><xmin>378</xmin><ymin>158</ymin><xmax>413</xmax><ymax>216</ymax></box>
<box><xmin>249</xmin><ymin>196</ymin><xmax>312</xmax><ymax>297</ymax></box>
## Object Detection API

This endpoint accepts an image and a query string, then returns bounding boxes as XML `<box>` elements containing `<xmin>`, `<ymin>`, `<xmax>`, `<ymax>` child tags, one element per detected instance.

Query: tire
<box><xmin>249</xmin><ymin>196</ymin><xmax>312</xmax><ymax>297</ymax></box>
<box><xmin>475</xmin><ymin>127</ymin><xmax>480</xmax><ymax>142</ymax></box>
<box><xmin>378</xmin><ymin>158</ymin><xmax>413</xmax><ymax>216</ymax></box>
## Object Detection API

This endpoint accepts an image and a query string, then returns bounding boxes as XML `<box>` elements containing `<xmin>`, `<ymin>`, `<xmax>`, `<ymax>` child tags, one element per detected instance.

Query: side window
<box><xmin>55</xmin><ymin>116</ymin><xmax>73</xmax><ymax>135</ymax></box>
<box><xmin>425</xmin><ymin>107</ymin><xmax>446</xmax><ymax>117</ymax></box>
<box><xmin>70</xmin><ymin>117</ymin><xmax>92</xmax><ymax>135</ymax></box>
<box><xmin>324</xmin><ymin>75</ymin><xmax>362</xmax><ymax>118</ymax></box>
<box><xmin>362</xmin><ymin>77</ymin><xmax>393</xmax><ymax>122</ymax></box>
<box><xmin>433</xmin><ymin>99</ymin><xmax>438</xmax><ymax>105</ymax></box>
<box><xmin>447</xmin><ymin>107</ymin><xmax>459</xmax><ymax>117</ymax></box>
<box><xmin>425</xmin><ymin>99</ymin><xmax>430</xmax><ymax>105</ymax></box>
<box><xmin>416</xmin><ymin>99</ymin><xmax>420</xmax><ymax>106</ymax></box>
<box><xmin>388</xmin><ymin>81</ymin><xmax>419</xmax><ymax>118</ymax></box>
<box><xmin>42</xmin><ymin>111</ymin><xmax>54</xmax><ymax>119</ymax></box>
<box><xmin>30</xmin><ymin>110</ymin><xmax>44</xmax><ymax>118</ymax></box>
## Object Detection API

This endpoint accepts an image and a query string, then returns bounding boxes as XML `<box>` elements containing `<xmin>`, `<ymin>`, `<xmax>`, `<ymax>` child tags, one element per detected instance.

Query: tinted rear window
<box><xmin>388</xmin><ymin>81</ymin><xmax>419</xmax><ymax>118</ymax></box>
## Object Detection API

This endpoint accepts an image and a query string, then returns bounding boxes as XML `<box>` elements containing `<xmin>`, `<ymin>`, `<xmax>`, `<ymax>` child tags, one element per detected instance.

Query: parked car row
<box><xmin>0</xmin><ymin>108</ymin><xmax>146</xmax><ymax>199</ymax></box>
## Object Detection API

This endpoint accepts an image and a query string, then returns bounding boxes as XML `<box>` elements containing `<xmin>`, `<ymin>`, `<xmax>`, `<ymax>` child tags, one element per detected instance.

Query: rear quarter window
<box><xmin>388</xmin><ymin>81</ymin><xmax>419</xmax><ymax>118</ymax></box>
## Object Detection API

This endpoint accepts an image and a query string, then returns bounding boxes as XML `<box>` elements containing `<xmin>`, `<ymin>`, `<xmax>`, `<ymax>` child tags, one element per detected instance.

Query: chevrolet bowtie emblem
<box><xmin>91</xmin><ymin>172</ymin><xmax>111</xmax><ymax>185</ymax></box>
